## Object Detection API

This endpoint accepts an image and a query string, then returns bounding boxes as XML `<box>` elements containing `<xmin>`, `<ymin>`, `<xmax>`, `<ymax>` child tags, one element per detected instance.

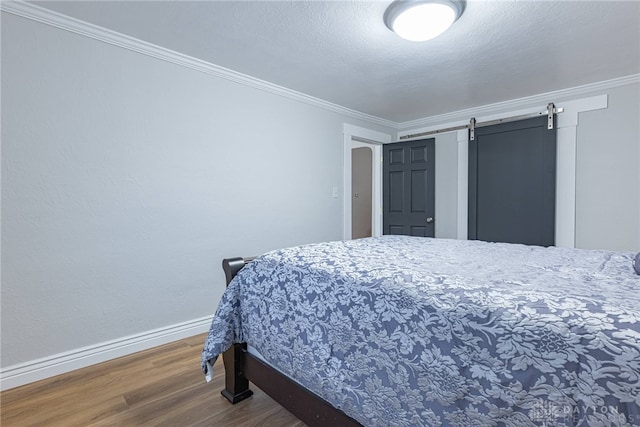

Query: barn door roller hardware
<box><xmin>400</xmin><ymin>103</ymin><xmax>564</xmax><ymax>142</ymax></box>
<box><xmin>469</xmin><ymin>117</ymin><xmax>476</xmax><ymax>141</ymax></box>
<box><xmin>547</xmin><ymin>102</ymin><xmax>555</xmax><ymax>130</ymax></box>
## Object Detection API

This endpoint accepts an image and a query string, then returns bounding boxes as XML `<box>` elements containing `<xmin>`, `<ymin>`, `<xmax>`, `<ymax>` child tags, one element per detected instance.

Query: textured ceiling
<box><xmin>32</xmin><ymin>0</ymin><xmax>640</xmax><ymax>123</ymax></box>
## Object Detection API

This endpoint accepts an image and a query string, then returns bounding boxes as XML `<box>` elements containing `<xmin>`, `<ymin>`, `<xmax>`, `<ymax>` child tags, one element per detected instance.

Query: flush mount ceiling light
<box><xmin>384</xmin><ymin>0</ymin><xmax>465</xmax><ymax>42</ymax></box>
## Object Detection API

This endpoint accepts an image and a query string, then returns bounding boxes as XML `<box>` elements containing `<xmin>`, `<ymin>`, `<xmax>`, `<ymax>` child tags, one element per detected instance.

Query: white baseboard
<box><xmin>0</xmin><ymin>316</ymin><xmax>213</xmax><ymax>392</ymax></box>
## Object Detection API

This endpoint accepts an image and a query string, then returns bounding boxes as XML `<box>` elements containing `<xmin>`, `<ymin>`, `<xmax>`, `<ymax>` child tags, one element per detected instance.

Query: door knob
<box><xmin>426</xmin><ymin>217</ymin><xmax>434</xmax><ymax>223</ymax></box>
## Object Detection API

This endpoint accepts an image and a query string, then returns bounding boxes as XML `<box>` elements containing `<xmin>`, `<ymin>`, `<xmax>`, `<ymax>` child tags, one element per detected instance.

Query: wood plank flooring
<box><xmin>0</xmin><ymin>334</ymin><xmax>305</xmax><ymax>426</ymax></box>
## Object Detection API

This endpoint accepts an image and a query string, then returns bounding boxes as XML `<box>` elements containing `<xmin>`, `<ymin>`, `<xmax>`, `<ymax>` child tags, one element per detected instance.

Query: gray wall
<box><xmin>426</xmin><ymin>83</ymin><xmax>640</xmax><ymax>252</ymax></box>
<box><xmin>434</xmin><ymin>132</ymin><xmax>459</xmax><ymax>239</ymax></box>
<box><xmin>0</xmin><ymin>13</ymin><xmax>394</xmax><ymax>367</ymax></box>
<box><xmin>2</xmin><ymin>7</ymin><xmax>638</xmax><ymax>377</ymax></box>
<box><xmin>575</xmin><ymin>84</ymin><xmax>640</xmax><ymax>251</ymax></box>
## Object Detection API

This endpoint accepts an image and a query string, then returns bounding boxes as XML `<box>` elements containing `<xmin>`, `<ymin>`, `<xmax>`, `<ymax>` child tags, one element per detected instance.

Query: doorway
<box><xmin>352</xmin><ymin>147</ymin><xmax>373</xmax><ymax>239</ymax></box>
<box><xmin>349</xmin><ymin>139</ymin><xmax>381</xmax><ymax>239</ymax></box>
<box><xmin>343</xmin><ymin>124</ymin><xmax>389</xmax><ymax>240</ymax></box>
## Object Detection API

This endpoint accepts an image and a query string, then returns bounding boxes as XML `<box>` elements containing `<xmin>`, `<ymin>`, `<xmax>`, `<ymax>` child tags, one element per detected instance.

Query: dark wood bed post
<box><xmin>220</xmin><ymin>257</ymin><xmax>254</xmax><ymax>404</ymax></box>
<box><xmin>220</xmin><ymin>343</ymin><xmax>253</xmax><ymax>403</ymax></box>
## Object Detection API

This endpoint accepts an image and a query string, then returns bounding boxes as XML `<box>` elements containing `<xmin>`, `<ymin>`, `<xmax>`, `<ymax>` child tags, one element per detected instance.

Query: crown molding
<box><xmin>1</xmin><ymin>1</ymin><xmax>397</xmax><ymax>129</ymax></box>
<box><xmin>3</xmin><ymin>2</ymin><xmax>637</xmax><ymax>133</ymax></box>
<box><xmin>399</xmin><ymin>74</ymin><xmax>640</xmax><ymax>130</ymax></box>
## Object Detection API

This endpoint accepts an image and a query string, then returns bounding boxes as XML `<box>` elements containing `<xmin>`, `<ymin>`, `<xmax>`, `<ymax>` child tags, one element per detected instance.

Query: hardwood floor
<box><xmin>0</xmin><ymin>334</ymin><xmax>305</xmax><ymax>426</ymax></box>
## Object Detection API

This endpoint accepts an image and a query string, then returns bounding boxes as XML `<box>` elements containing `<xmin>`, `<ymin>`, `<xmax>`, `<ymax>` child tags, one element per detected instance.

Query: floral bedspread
<box><xmin>202</xmin><ymin>236</ymin><xmax>640</xmax><ymax>426</ymax></box>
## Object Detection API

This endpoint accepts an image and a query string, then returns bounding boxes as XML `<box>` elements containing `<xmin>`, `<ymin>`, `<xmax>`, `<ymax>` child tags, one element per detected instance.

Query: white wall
<box><xmin>0</xmin><ymin>11</ymin><xmax>394</xmax><ymax>374</ymax></box>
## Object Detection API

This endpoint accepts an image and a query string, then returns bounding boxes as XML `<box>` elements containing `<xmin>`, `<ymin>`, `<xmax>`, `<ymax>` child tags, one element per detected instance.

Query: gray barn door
<box><xmin>468</xmin><ymin>116</ymin><xmax>556</xmax><ymax>246</ymax></box>
<box><xmin>383</xmin><ymin>138</ymin><xmax>435</xmax><ymax>236</ymax></box>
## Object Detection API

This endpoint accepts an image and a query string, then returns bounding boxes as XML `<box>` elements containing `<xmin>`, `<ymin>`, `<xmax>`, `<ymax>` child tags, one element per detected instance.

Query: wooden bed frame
<box><xmin>221</xmin><ymin>257</ymin><xmax>361</xmax><ymax>427</ymax></box>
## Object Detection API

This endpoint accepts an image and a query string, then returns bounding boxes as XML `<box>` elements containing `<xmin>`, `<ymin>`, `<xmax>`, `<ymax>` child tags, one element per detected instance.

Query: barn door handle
<box><xmin>426</xmin><ymin>217</ymin><xmax>434</xmax><ymax>223</ymax></box>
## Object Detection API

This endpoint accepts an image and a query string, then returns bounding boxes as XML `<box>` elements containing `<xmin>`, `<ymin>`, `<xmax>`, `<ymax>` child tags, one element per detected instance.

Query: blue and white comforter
<box><xmin>202</xmin><ymin>236</ymin><xmax>640</xmax><ymax>426</ymax></box>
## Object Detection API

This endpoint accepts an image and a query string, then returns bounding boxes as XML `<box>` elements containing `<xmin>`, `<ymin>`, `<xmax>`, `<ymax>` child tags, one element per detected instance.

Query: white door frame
<box><xmin>343</xmin><ymin>124</ymin><xmax>392</xmax><ymax>240</ymax></box>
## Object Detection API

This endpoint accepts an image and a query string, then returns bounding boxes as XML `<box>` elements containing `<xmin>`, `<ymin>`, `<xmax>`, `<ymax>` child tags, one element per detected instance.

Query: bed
<box><xmin>202</xmin><ymin>236</ymin><xmax>640</xmax><ymax>426</ymax></box>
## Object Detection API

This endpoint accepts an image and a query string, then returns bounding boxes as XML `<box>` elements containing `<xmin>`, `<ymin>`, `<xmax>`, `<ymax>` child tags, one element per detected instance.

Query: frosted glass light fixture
<box><xmin>384</xmin><ymin>0</ymin><xmax>465</xmax><ymax>42</ymax></box>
